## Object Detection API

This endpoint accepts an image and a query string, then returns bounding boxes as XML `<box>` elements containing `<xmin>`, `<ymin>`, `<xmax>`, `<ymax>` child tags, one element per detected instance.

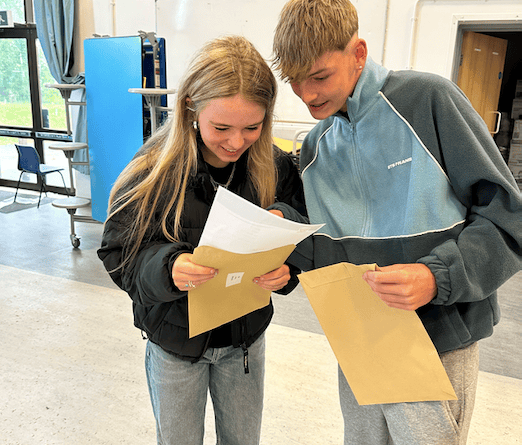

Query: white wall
<box><xmin>84</xmin><ymin>0</ymin><xmax>522</xmax><ymax>122</ymax></box>
<box><xmin>153</xmin><ymin>0</ymin><xmax>391</xmax><ymax>123</ymax></box>
<box><xmin>91</xmin><ymin>0</ymin><xmax>156</xmax><ymax>37</ymax></box>
<box><xmin>398</xmin><ymin>0</ymin><xmax>522</xmax><ymax>78</ymax></box>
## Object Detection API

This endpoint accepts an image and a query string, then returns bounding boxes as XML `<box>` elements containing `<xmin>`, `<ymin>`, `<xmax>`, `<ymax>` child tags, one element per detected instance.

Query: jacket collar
<box><xmin>342</xmin><ymin>57</ymin><xmax>389</xmax><ymax>122</ymax></box>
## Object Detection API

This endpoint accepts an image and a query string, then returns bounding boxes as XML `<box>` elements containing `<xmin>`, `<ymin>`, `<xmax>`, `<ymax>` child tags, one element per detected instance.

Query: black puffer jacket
<box><xmin>98</xmin><ymin>146</ymin><xmax>304</xmax><ymax>362</ymax></box>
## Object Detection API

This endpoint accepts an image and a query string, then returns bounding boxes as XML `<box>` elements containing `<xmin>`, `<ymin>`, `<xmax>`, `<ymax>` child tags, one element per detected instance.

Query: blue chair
<box><xmin>14</xmin><ymin>144</ymin><xmax>69</xmax><ymax>208</ymax></box>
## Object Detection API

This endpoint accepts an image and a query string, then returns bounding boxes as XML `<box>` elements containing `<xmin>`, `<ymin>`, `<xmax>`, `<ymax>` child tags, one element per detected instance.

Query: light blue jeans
<box><xmin>145</xmin><ymin>334</ymin><xmax>265</xmax><ymax>445</ymax></box>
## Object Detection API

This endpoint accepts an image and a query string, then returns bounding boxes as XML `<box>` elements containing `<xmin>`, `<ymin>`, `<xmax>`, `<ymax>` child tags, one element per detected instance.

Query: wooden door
<box><xmin>457</xmin><ymin>31</ymin><xmax>508</xmax><ymax>133</ymax></box>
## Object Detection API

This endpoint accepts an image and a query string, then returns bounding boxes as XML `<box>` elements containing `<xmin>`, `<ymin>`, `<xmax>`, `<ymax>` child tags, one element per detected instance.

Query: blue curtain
<box><xmin>34</xmin><ymin>0</ymin><xmax>89</xmax><ymax>174</ymax></box>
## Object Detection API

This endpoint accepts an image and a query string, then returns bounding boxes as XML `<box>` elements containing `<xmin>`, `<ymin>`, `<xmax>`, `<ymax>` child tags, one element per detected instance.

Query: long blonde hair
<box><xmin>107</xmin><ymin>36</ymin><xmax>278</xmax><ymax>270</ymax></box>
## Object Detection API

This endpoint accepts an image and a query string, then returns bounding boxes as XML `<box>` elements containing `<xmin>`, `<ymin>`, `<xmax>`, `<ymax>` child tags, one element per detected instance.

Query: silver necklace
<box><xmin>209</xmin><ymin>163</ymin><xmax>236</xmax><ymax>191</ymax></box>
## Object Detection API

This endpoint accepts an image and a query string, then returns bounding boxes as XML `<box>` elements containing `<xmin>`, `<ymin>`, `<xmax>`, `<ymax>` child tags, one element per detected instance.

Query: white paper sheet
<box><xmin>198</xmin><ymin>187</ymin><xmax>323</xmax><ymax>253</ymax></box>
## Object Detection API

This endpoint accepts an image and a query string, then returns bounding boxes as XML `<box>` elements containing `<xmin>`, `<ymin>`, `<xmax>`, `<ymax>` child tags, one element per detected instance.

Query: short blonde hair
<box><xmin>272</xmin><ymin>0</ymin><xmax>359</xmax><ymax>83</ymax></box>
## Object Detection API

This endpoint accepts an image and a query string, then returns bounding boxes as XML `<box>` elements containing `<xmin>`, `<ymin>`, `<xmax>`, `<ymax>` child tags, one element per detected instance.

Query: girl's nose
<box><xmin>228</xmin><ymin>132</ymin><xmax>245</xmax><ymax>149</ymax></box>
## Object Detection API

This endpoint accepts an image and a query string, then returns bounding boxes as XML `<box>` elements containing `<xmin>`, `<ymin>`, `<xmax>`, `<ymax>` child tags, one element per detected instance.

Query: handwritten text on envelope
<box><xmin>188</xmin><ymin>244</ymin><xmax>295</xmax><ymax>338</ymax></box>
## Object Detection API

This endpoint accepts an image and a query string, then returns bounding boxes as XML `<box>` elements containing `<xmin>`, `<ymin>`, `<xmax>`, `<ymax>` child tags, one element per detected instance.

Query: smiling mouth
<box><xmin>223</xmin><ymin>147</ymin><xmax>238</xmax><ymax>153</ymax></box>
<box><xmin>310</xmin><ymin>101</ymin><xmax>327</xmax><ymax>109</ymax></box>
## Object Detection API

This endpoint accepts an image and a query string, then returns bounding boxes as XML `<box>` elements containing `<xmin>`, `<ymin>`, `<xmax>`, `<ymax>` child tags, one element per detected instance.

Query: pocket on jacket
<box><xmin>418</xmin><ymin>304</ymin><xmax>472</xmax><ymax>352</ymax></box>
<box><xmin>134</xmin><ymin>302</ymin><xmax>173</xmax><ymax>337</ymax></box>
<box><xmin>444</xmin><ymin>305</ymin><xmax>472</xmax><ymax>345</ymax></box>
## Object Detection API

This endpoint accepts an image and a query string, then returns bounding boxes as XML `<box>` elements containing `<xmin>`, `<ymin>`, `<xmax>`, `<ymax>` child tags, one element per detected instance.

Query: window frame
<box><xmin>0</xmin><ymin>10</ymin><xmax>71</xmax><ymax>194</ymax></box>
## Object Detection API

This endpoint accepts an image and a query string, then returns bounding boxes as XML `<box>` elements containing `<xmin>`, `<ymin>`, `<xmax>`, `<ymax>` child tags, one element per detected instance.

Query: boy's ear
<box><xmin>354</xmin><ymin>39</ymin><xmax>368</xmax><ymax>63</ymax></box>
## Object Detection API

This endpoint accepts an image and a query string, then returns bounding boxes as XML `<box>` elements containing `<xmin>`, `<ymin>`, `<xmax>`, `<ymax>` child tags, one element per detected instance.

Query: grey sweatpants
<box><xmin>339</xmin><ymin>342</ymin><xmax>479</xmax><ymax>445</ymax></box>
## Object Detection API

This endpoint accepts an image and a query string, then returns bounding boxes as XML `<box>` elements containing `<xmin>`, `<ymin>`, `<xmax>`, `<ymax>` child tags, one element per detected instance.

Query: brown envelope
<box><xmin>188</xmin><ymin>244</ymin><xmax>296</xmax><ymax>338</ymax></box>
<box><xmin>298</xmin><ymin>262</ymin><xmax>457</xmax><ymax>405</ymax></box>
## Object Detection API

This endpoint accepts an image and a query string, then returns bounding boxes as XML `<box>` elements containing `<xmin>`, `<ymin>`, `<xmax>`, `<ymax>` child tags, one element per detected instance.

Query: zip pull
<box><xmin>241</xmin><ymin>343</ymin><xmax>250</xmax><ymax>374</ymax></box>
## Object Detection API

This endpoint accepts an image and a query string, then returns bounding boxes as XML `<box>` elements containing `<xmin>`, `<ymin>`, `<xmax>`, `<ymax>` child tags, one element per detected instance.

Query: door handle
<box><xmin>491</xmin><ymin>111</ymin><xmax>501</xmax><ymax>135</ymax></box>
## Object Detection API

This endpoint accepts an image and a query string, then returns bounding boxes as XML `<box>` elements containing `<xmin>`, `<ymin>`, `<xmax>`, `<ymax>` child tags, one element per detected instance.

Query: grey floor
<box><xmin>1</xmin><ymin>187</ymin><xmax>521</xmax><ymax>444</ymax></box>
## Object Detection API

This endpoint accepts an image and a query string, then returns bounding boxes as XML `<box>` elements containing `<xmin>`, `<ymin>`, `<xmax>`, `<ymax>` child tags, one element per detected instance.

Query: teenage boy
<box><xmin>270</xmin><ymin>0</ymin><xmax>522</xmax><ymax>444</ymax></box>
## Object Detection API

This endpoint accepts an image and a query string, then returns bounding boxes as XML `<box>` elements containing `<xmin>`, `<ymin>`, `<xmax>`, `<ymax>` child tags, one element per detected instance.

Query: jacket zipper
<box><xmin>348</xmin><ymin>121</ymin><xmax>371</xmax><ymax>236</ymax></box>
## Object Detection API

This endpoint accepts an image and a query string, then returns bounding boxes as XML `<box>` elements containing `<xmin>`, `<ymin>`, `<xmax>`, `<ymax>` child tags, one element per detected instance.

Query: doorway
<box><xmin>453</xmin><ymin>24</ymin><xmax>522</xmax><ymax>177</ymax></box>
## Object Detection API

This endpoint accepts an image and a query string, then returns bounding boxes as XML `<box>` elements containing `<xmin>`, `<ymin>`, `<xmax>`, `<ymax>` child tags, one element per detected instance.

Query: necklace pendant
<box><xmin>209</xmin><ymin>163</ymin><xmax>236</xmax><ymax>191</ymax></box>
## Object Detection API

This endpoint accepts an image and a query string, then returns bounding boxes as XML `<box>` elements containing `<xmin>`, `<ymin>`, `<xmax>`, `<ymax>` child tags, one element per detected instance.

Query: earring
<box><xmin>193</xmin><ymin>121</ymin><xmax>198</xmax><ymax>130</ymax></box>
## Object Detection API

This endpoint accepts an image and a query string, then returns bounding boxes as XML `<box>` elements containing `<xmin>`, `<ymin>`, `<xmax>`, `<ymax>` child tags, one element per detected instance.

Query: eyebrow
<box><xmin>210</xmin><ymin>120</ymin><xmax>265</xmax><ymax>128</ymax></box>
<box><xmin>307</xmin><ymin>67</ymin><xmax>330</xmax><ymax>78</ymax></box>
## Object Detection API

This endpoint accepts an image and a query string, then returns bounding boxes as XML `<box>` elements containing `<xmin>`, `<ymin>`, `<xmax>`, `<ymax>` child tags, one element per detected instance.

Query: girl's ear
<box><xmin>186</xmin><ymin>97</ymin><xmax>196</xmax><ymax>112</ymax></box>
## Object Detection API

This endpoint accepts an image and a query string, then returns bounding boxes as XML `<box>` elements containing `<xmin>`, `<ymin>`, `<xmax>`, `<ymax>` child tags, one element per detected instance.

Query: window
<box><xmin>0</xmin><ymin>0</ymin><xmax>70</xmax><ymax>193</ymax></box>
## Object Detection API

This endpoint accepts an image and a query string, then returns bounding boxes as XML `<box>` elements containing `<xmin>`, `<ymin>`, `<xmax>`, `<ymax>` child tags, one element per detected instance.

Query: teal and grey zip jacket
<box><xmin>272</xmin><ymin>57</ymin><xmax>522</xmax><ymax>353</ymax></box>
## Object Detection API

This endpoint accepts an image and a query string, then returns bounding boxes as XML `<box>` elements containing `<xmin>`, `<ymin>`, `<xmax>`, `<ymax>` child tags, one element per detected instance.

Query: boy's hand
<box><xmin>362</xmin><ymin>263</ymin><xmax>437</xmax><ymax>311</ymax></box>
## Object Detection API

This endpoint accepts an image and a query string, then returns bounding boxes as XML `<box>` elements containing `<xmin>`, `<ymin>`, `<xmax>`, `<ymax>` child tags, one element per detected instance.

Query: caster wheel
<box><xmin>71</xmin><ymin>236</ymin><xmax>81</xmax><ymax>248</ymax></box>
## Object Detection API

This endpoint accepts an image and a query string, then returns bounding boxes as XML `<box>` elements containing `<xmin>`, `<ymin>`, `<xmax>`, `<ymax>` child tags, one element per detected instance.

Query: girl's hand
<box><xmin>172</xmin><ymin>253</ymin><xmax>217</xmax><ymax>290</ymax></box>
<box><xmin>253</xmin><ymin>264</ymin><xmax>290</xmax><ymax>291</ymax></box>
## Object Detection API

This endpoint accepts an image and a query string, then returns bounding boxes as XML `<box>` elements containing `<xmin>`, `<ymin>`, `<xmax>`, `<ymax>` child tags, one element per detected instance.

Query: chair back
<box><xmin>15</xmin><ymin>144</ymin><xmax>42</xmax><ymax>174</ymax></box>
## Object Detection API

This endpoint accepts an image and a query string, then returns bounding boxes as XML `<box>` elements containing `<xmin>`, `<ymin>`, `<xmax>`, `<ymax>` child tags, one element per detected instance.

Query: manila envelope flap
<box><xmin>188</xmin><ymin>244</ymin><xmax>296</xmax><ymax>338</ymax></box>
<box><xmin>298</xmin><ymin>262</ymin><xmax>457</xmax><ymax>405</ymax></box>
